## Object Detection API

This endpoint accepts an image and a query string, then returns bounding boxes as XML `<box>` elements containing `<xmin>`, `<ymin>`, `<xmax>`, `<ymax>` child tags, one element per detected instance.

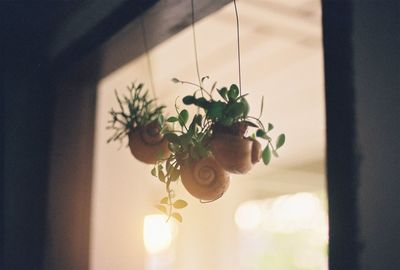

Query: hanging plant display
<box><xmin>107</xmin><ymin>82</ymin><xmax>170</xmax><ymax>164</ymax></box>
<box><xmin>106</xmin><ymin>0</ymin><xmax>286</xmax><ymax>223</ymax></box>
<box><xmin>152</xmin><ymin>104</ymin><xmax>230</xmax><ymax>222</ymax></box>
<box><xmin>173</xmin><ymin>77</ymin><xmax>286</xmax><ymax>174</ymax></box>
<box><xmin>152</xmin><ymin>77</ymin><xmax>285</xmax><ymax>222</ymax></box>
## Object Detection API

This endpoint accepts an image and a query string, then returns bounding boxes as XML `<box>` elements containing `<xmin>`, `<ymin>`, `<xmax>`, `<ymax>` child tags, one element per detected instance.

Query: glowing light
<box><xmin>235</xmin><ymin>201</ymin><xmax>262</xmax><ymax>230</ymax></box>
<box><xmin>269</xmin><ymin>192</ymin><xmax>326</xmax><ymax>233</ymax></box>
<box><xmin>143</xmin><ymin>215</ymin><xmax>173</xmax><ymax>254</ymax></box>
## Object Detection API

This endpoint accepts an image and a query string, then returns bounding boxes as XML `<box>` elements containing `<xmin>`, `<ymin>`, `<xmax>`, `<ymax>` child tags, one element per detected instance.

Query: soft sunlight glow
<box><xmin>268</xmin><ymin>192</ymin><xmax>327</xmax><ymax>233</ymax></box>
<box><xmin>235</xmin><ymin>193</ymin><xmax>328</xmax><ymax>270</ymax></box>
<box><xmin>143</xmin><ymin>215</ymin><xmax>173</xmax><ymax>254</ymax></box>
<box><xmin>235</xmin><ymin>201</ymin><xmax>262</xmax><ymax>230</ymax></box>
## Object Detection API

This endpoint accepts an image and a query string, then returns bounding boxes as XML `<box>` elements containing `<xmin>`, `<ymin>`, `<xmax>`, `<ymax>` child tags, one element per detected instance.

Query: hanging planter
<box><xmin>174</xmin><ymin>78</ymin><xmax>286</xmax><ymax>174</ymax></box>
<box><xmin>152</xmin><ymin>106</ymin><xmax>230</xmax><ymax>222</ymax></box>
<box><xmin>180</xmin><ymin>155</ymin><xmax>230</xmax><ymax>201</ymax></box>
<box><xmin>107</xmin><ymin>82</ymin><xmax>170</xmax><ymax>164</ymax></box>
<box><xmin>211</xmin><ymin>123</ymin><xmax>262</xmax><ymax>174</ymax></box>
<box><xmin>128</xmin><ymin>120</ymin><xmax>170</xmax><ymax>164</ymax></box>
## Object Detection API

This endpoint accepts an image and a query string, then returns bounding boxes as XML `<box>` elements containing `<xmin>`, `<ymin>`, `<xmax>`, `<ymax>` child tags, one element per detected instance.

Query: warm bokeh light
<box><xmin>235</xmin><ymin>193</ymin><xmax>328</xmax><ymax>270</ymax></box>
<box><xmin>268</xmin><ymin>192</ymin><xmax>327</xmax><ymax>234</ymax></box>
<box><xmin>235</xmin><ymin>201</ymin><xmax>262</xmax><ymax>230</ymax></box>
<box><xmin>143</xmin><ymin>215</ymin><xmax>173</xmax><ymax>254</ymax></box>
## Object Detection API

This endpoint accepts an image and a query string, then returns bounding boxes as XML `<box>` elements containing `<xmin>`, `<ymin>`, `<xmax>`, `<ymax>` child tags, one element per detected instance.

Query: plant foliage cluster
<box><xmin>151</xmin><ymin>77</ymin><xmax>285</xmax><ymax>222</ymax></box>
<box><xmin>107</xmin><ymin>82</ymin><xmax>165</xmax><ymax>144</ymax></box>
<box><xmin>107</xmin><ymin>79</ymin><xmax>285</xmax><ymax>223</ymax></box>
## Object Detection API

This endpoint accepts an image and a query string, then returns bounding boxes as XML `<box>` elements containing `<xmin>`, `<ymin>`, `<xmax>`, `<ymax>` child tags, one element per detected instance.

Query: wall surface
<box><xmin>1</xmin><ymin>3</ymin><xmax>75</xmax><ymax>269</ymax></box>
<box><xmin>354</xmin><ymin>2</ymin><xmax>400</xmax><ymax>269</ymax></box>
<box><xmin>323</xmin><ymin>1</ymin><xmax>400</xmax><ymax>269</ymax></box>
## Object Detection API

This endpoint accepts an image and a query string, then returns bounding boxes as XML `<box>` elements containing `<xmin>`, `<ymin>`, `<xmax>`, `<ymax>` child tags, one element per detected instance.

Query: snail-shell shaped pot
<box><xmin>128</xmin><ymin>122</ymin><xmax>170</xmax><ymax>164</ymax></box>
<box><xmin>210</xmin><ymin>133</ymin><xmax>262</xmax><ymax>174</ymax></box>
<box><xmin>180</xmin><ymin>156</ymin><xmax>230</xmax><ymax>201</ymax></box>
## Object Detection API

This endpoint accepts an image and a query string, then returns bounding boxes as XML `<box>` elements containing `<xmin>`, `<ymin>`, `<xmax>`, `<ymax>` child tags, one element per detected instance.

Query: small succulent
<box><xmin>173</xmin><ymin>77</ymin><xmax>285</xmax><ymax>165</ymax></box>
<box><xmin>107</xmin><ymin>82</ymin><xmax>165</xmax><ymax>145</ymax></box>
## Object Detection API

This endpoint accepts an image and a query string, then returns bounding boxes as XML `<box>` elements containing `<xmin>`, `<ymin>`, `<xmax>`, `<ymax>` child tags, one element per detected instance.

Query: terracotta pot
<box><xmin>180</xmin><ymin>156</ymin><xmax>230</xmax><ymax>201</ymax></box>
<box><xmin>210</xmin><ymin>133</ymin><xmax>262</xmax><ymax>174</ymax></box>
<box><xmin>128</xmin><ymin>122</ymin><xmax>170</xmax><ymax>164</ymax></box>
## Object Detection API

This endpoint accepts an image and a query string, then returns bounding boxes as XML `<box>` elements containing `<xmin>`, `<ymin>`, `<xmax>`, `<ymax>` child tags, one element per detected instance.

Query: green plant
<box><xmin>173</xmin><ymin>77</ymin><xmax>286</xmax><ymax>165</ymax></box>
<box><xmin>107</xmin><ymin>82</ymin><xmax>166</xmax><ymax>145</ymax></box>
<box><xmin>152</xmin><ymin>104</ymin><xmax>212</xmax><ymax>222</ymax></box>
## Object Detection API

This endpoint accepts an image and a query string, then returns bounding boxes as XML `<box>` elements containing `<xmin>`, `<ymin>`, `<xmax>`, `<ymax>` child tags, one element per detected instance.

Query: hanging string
<box><xmin>233</xmin><ymin>0</ymin><xmax>242</xmax><ymax>95</ymax></box>
<box><xmin>191</xmin><ymin>0</ymin><xmax>202</xmax><ymax>88</ymax></box>
<box><xmin>139</xmin><ymin>12</ymin><xmax>157</xmax><ymax>102</ymax></box>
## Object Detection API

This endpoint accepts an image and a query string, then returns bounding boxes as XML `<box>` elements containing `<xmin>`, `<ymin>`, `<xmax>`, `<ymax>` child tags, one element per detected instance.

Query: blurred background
<box><xmin>92</xmin><ymin>1</ymin><xmax>326</xmax><ymax>269</ymax></box>
<box><xmin>6</xmin><ymin>0</ymin><xmax>398</xmax><ymax>270</ymax></box>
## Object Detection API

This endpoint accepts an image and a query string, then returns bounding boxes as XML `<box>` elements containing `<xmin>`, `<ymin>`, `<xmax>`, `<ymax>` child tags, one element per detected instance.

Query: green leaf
<box><xmin>189</xmin><ymin>146</ymin><xmax>200</xmax><ymax>160</ymax></box>
<box><xmin>173</xmin><ymin>199</ymin><xmax>188</xmax><ymax>209</ymax></box>
<box><xmin>151</xmin><ymin>167</ymin><xmax>157</xmax><ymax>177</ymax></box>
<box><xmin>220</xmin><ymin>116</ymin><xmax>234</xmax><ymax>126</ymax></box>
<box><xmin>179</xmin><ymin>134</ymin><xmax>192</xmax><ymax>146</ymax></box>
<box><xmin>167</xmin><ymin>116</ymin><xmax>179</xmax><ymax>122</ymax></box>
<box><xmin>166</xmin><ymin>160</ymin><xmax>171</xmax><ymax>171</ymax></box>
<box><xmin>196</xmin><ymin>143</ymin><xmax>209</xmax><ymax>158</ymax></box>
<box><xmin>225</xmin><ymin>102</ymin><xmax>245</xmax><ymax>119</ymax></box>
<box><xmin>276</xmin><ymin>134</ymin><xmax>286</xmax><ymax>149</ymax></box>
<box><xmin>171</xmin><ymin>78</ymin><xmax>180</xmax><ymax>83</ymax></box>
<box><xmin>168</xmin><ymin>142</ymin><xmax>178</xmax><ymax>152</ymax></box>
<box><xmin>157</xmin><ymin>113</ymin><xmax>164</xmax><ymax>123</ymax></box>
<box><xmin>207</xmin><ymin>102</ymin><xmax>225</xmax><ymax>120</ymax></box>
<box><xmin>178</xmin><ymin>110</ymin><xmax>189</xmax><ymax>126</ymax></box>
<box><xmin>164</xmin><ymin>133</ymin><xmax>180</xmax><ymax>144</ymax></box>
<box><xmin>268</xmin><ymin>123</ymin><xmax>274</xmax><ymax>131</ymax></box>
<box><xmin>194</xmin><ymin>97</ymin><xmax>209</xmax><ymax>109</ymax></box>
<box><xmin>193</xmin><ymin>98</ymin><xmax>207</xmax><ymax>108</ymax></box>
<box><xmin>188</xmin><ymin>121</ymin><xmax>196</xmax><ymax>137</ymax></box>
<box><xmin>170</xmin><ymin>167</ymin><xmax>180</xmax><ymax>181</ymax></box>
<box><xmin>171</xmin><ymin>212</ymin><xmax>183</xmax><ymax>222</ymax></box>
<box><xmin>157</xmin><ymin>163</ymin><xmax>163</xmax><ymax>171</ymax></box>
<box><xmin>241</xmin><ymin>98</ymin><xmax>250</xmax><ymax>117</ymax></box>
<box><xmin>262</xmin><ymin>145</ymin><xmax>272</xmax><ymax>165</ymax></box>
<box><xmin>182</xmin><ymin>95</ymin><xmax>195</xmax><ymax>105</ymax></box>
<box><xmin>160</xmin><ymin>197</ymin><xmax>169</xmax><ymax>204</ymax></box>
<box><xmin>228</xmin><ymin>84</ymin><xmax>239</xmax><ymax>100</ymax></box>
<box><xmin>217</xmin><ymin>87</ymin><xmax>228</xmax><ymax>100</ymax></box>
<box><xmin>193</xmin><ymin>114</ymin><xmax>203</xmax><ymax>126</ymax></box>
<box><xmin>156</xmin><ymin>204</ymin><xmax>167</xmax><ymax>214</ymax></box>
<box><xmin>256</xmin><ymin>129</ymin><xmax>266</xmax><ymax>138</ymax></box>
<box><xmin>158</xmin><ymin>170</ymin><xmax>166</xmax><ymax>182</ymax></box>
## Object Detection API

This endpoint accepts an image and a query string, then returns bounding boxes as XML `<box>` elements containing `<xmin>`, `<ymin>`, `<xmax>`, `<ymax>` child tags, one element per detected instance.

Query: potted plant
<box><xmin>107</xmin><ymin>82</ymin><xmax>170</xmax><ymax>164</ymax></box>
<box><xmin>153</xmin><ymin>106</ymin><xmax>230</xmax><ymax>222</ymax></box>
<box><xmin>173</xmin><ymin>77</ymin><xmax>286</xmax><ymax>174</ymax></box>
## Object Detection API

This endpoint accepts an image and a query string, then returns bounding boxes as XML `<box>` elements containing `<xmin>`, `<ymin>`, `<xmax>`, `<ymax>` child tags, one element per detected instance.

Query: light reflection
<box><xmin>143</xmin><ymin>215</ymin><xmax>173</xmax><ymax>254</ymax></box>
<box><xmin>235</xmin><ymin>193</ymin><xmax>328</xmax><ymax>270</ymax></box>
<box><xmin>235</xmin><ymin>201</ymin><xmax>262</xmax><ymax>230</ymax></box>
<box><xmin>268</xmin><ymin>192</ymin><xmax>326</xmax><ymax>233</ymax></box>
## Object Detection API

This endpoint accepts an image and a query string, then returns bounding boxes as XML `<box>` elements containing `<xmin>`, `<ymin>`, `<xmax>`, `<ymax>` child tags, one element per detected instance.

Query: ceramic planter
<box><xmin>210</xmin><ymin>133</ymin><xmax>262</xmax><ymax>174</ymax></box>
<box><xmin>128</xmin><ymin>122</ymin><xmax>170</xmax><ymax>164</ymax></box>
<box><xmin>180</xmin><ymin>156</ymin><xmax>230</xmax><ymax>201</ymax></box>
